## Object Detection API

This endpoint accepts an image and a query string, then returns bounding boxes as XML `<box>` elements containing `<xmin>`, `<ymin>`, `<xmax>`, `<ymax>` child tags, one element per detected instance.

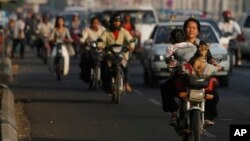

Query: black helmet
<box><xmin>109</xmin><ymin>13</ymin><xmax>122</xmax><ymax>31</ymax></box>
<box><xmin>110</xmin><ymin>13</ymin><xmax>122</xmax><ymax>24</ymax></box>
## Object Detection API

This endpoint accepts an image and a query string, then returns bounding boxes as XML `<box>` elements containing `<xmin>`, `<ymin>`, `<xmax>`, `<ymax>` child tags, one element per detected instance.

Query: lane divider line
<box><xmin>133</xmin><ymin>89</ymin><xmax>144</xmax><ymax>96</ymax></box>
<box><xmin>148</xmin><ymin>98</ymin><xmax>162</xmax><ymax>106</ymax></box>
<box><xmin>203</xmin><ymin>129</ymin><xmax>216</xmax><ymax>138</ymax></box>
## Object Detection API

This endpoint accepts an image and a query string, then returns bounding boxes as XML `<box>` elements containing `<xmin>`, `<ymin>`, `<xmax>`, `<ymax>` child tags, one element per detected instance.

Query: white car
<box><xmin>237</xmin><ymin>12</ymin><xmax>250</xmax><ymax>60</ymax></box>
<box><xmin>142</xmin><ymin>21</ymin><xmax>230</xmax><ymax>87</ymax></box>
<box><xmin>101</xmin><ymin>6</ymin><xmax>159</xmax><ymax>45</ymax></box>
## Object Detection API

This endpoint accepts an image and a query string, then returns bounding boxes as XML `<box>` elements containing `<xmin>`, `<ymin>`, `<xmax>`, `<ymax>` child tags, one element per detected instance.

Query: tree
<box><xmin>1</xmin><ymin>0</ymin><xmax>25</xmax><ymax>12</ymax></box>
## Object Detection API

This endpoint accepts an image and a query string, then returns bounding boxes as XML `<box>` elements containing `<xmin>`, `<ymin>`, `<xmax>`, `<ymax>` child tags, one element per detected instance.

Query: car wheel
<box><xmin>149</xmin><ymin>69</ymin><xmax>159</xmax><ymax>88</ymax></box>
<box><xmin>143</xmin><ymin>68</ymin><xmax>149</xmax><ymax>85</ymax></box>
<box><xmin>219</xmin><ymin>75</ymin><xmax>229</xmax><ymax>87</ymax></box>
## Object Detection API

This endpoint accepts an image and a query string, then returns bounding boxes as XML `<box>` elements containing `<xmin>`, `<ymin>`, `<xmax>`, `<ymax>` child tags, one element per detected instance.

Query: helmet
<box><xmin>110</xmin><ymin>13</ymin><xmax>122</xmax><ymax>23</ymax></box>
<box><xmin>109</xmin><ymin>13</ymin><xmax>122</xmax><ymax>30</ymax></box>
<box><xmin>223</xmin><ymin>10</ymin><xmax>232</xmax><ymax>18</ymax></box>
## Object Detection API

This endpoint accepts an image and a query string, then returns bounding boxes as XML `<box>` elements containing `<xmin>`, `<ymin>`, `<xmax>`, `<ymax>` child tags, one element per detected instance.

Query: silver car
<box><xmin>142</xmin><ymin>22</ymin><xmax>230</xmax><ymax>87</ymax></box>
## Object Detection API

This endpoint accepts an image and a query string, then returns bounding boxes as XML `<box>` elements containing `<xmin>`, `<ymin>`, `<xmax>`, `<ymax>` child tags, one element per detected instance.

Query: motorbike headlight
<box><xmin>153</xmin><ymin>55</ymin><xmax>165</xmax><ymax>61</ymax></box>
<box><xmin>212</xmin><ymin>54</ymin><xmax>228</xmax><ymax>61</ymax></box>
<box><xmin>189</xmin><ymin>89</ymin><xmax>205</xmax><ymax>102</ymax></box>
<box><xmin>112</xmin><ymin>46</ymin><xmax>122</xmax><ymax>53</ymax></box>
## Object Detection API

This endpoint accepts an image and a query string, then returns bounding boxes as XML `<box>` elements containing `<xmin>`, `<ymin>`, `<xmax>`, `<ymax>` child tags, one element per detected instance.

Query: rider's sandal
<box><xmin>203</xmin><ymin>120</ymin><xmax>215</xmax><ymax>129</ymax></box>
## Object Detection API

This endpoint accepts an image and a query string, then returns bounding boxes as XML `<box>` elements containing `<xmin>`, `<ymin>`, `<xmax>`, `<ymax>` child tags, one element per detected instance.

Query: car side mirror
<box><xmin>144</xmin><ymin>39</ymin><xmax>153</xmax><ymax>46</ymax></box>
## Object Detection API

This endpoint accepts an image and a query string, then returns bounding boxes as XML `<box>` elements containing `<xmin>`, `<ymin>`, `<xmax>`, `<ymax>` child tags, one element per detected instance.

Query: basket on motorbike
<box><xmin>176</xmin><ymin>74</ymin><xmax>217</xmax><ymax>100</ymax></box>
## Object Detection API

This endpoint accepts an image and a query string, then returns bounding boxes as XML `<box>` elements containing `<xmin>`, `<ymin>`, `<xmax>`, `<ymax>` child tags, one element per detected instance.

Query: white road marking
<box><xmin>134</xmin><ymin>89</ymin><xmax>144</xmax><ymax>96</ymax></box>
<box><xmin>203</xmin><ymin>129</ymin><xmax>216</xmax><ymax>138</ymax></box>
<box><xmin>148</xmin><ymin>98</ymin><xmax>162</xmax><ymax>106</ymax></box>
<box><xmin>219</xmin><ymin>119</ymin><xmax>233</xmax><ymax>121</ymax></box>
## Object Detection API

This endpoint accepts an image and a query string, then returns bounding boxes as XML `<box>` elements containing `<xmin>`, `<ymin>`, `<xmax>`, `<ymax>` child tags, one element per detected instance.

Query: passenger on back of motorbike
<box><xmin>160</xmin><ymin>18</ymin><xmax>221</xmax><ymax>127</ymax></box>
<box><xmin>97</xmin><ymin>13</ymin><xmax>135</xmax><ymax>94</ymax></box>
<box><xmin>79</xmin><ymin>16</ymin><xmax>105</xmax><ymax>82</ymax></box>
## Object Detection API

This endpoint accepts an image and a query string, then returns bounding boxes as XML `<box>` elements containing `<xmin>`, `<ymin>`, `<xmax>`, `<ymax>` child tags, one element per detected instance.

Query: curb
<box><xmin>0</xmin><ymin>84</ymin><xmax>17</xmax><ymax>141</ymax></box>
<box><xmin>0</xmin><ymin>57</ymin><xmax>14</xmax><ymax>84</ymax></box>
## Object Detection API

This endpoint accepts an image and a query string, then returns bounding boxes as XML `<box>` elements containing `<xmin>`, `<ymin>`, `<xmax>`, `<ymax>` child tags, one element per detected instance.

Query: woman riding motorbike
<box><xmin>160</xmin><ymin>17</ymin><xmax>220</xmax><ymax>126</ymax></box>
<box><xmin>49</xmin><ymin>16</ymin><xmax>73</xmax><ymax>74</ymax></box>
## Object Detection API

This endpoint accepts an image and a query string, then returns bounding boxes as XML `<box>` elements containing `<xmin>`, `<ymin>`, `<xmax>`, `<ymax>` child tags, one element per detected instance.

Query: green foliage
<box><xmin>1</xmin><ymin>0</ymin><xmax>25</xmax><ymax>12</ymax></box>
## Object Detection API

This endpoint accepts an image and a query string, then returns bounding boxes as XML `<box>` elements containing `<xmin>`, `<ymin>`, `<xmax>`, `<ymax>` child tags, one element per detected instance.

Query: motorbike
<box><xmin>39</xmin><ymin>38</ymin><xmax>50</xmax><ymax>64</ymax></box>
<box><xmin>220</xmin><ymin>32</ymin><xmax>245</xmax><ymax>68</ymax></box>
<box><xmin>105</xmin><ymin>44</ymin><xmax>129</xmax><ymax>104</ymax></box>
<box><xmin>70</xmin><ymin>28</ymin><xmax>81</xmax><ymax>58</ymax></box>
<box><xmin>174</xmin><ymin>74</ymin><xmax>215</xmax><ymax>141</ymax></box>
<box><xmin>50</xmin><ymin>41</ymin><xmax>70</xmax><ymax>81</ymax></box>
<box><xmin>88</xmin><ymin>41</ymin><xmax>103</xmax><ymax>90</ymax></box>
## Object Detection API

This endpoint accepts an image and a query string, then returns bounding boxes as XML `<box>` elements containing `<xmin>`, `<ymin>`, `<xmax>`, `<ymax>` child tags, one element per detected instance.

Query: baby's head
<box><xmin>197</xmin><ymin>41</ymin><xmax>209</xmax><ymax>58</ymax></box>
<box><xmin>169</xmin><ymin>29</ymin><xmax>186</xmax><ymax>44</ymax></box>
<box><xmin>189</xmin><ymin>54</ymin><xmax>207</xmax><ymax>75</ymax></box>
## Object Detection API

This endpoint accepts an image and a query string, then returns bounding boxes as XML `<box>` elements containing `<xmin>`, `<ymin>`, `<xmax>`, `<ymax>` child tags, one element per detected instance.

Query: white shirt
<box><xmin>14</xmin><ymin>19</ymin><xmax>25</xmax><ymax>39</ymax></box>
<box><xmin>80</xmin><ymin>26</ymin><xmax>105</xmax><ymax>43</ymax></box>
<box><xmin>218</xmin><ymin>20</ymin><xmax>242</xmax><ymax>36</ymax></box>
<box><xmin>37</xmin><ymin>22</ymin><xmax>53</xmax><ymax>39</ymax></box>
<box><xmin>166</xmin><ymin>42</ymin><xmax>197</xmax><ymax>62</ymax></box>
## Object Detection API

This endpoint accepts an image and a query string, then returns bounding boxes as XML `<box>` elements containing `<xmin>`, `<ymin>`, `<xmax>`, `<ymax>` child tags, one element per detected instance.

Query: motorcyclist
<box><xmin>37</xmin><ymin>14</ymin><xmax>53</xmax><ymax>57</ymax></box>
<box><xmin>79</xmin><ymin>16</ymin><xmax>105</xmax><ymax>82</ymax></box>
<box><xmin>218</xmin><ymin>10</ymin><xmax>242</xmax><ymax>66</ymax></box>
<box><xmin>161</xmin><ymin>17</ymin><xmax>220</xmax><ymax>126</ymax></box>
<box><xmin>97</xmin><ymin>13</ymin><xmax>135</xmax><ymax>94</ymax></box>
<box><xmin>50</xmin><ymin>16</ymin><xmax>73</xmax><ymax>44</ymax></box>
<box><xmin>70</xmin><ymin>13</ymin><xmax>82</xmax><ymax>58</ymax></box>
<box><xmin>122</xmin><ymin>14</ymin><xmax>141</xmax><ymax>58</ymax></box>
<box><xmin>25</xmin><ymin>12</ymin><xmax>38</xmax><ymax>48</ymax></box>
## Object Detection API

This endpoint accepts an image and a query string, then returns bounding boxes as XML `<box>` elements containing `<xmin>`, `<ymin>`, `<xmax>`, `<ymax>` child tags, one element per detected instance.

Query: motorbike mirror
<box><xmin>90</xmin><ymin>42</ymin><xmax>97</xmax><ymax>48</ymax></box>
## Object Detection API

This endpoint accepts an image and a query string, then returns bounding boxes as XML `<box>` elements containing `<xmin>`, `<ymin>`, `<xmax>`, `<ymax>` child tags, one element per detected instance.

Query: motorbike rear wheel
<box><xmin>112</xmin><ymin>68</ymin><xmax>123</xmax><ymax>104</ymax></box>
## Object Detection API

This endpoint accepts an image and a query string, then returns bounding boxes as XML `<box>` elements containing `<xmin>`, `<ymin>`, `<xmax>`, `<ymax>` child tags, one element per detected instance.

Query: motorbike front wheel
<box><xmin>55</xmin><ymin>57</ymin><xmax>64</xmax><ymax>81</ymax></box>
<box><xmin>192</xmin><ymin>109</ymin><xmax>202</xmax><ymax>141</ymax></box>
<box><xmin>112</xmin><ymin>68</ymin><xmax>123</xmax><ymax>104</ymax></box>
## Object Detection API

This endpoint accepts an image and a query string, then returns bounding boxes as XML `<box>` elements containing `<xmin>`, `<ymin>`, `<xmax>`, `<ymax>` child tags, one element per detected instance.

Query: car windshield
<box><xmin>154</xmin><ymin>24</ymin><xmax>219</xmax><ymax>44</ymax></box>
<box><xmin>102</xmin><ymin>10</ymin><xmax>157</xmax><ymax>24</ymax></box>
<box><xmin>244</xmin><ymin>16</ymin><xmax>250</xmax><ymax>27</ymax></box>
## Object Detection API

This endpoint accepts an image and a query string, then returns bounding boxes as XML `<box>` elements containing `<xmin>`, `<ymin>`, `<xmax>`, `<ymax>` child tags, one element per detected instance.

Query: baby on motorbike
<box><xmin>166</xmin><ymin>29</ymin><xmax>221</xmax><ymax>76</ymax></box>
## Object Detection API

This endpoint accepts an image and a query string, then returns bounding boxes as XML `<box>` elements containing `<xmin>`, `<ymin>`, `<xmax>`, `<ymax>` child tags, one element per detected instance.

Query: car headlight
<box><xmin>212</xmin><ymin>54</ymin><xmax>228</xmax><ymax>61</ymax></box>
<box><xmin>152</xmin><ymin>55</ymin><xmax>165</xmax><ymax>61</ymax></box>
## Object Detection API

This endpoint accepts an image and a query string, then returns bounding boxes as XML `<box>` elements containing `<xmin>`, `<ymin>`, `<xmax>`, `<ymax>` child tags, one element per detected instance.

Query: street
<box><xmin>10</xmin><ymin>50</ymin><xmax>250</xmax><ymax>141</ymax></box>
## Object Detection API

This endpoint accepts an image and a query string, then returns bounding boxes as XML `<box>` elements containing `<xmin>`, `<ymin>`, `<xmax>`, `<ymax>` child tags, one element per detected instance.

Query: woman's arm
<box><xmin>65</xmin><ymin>28</ymin><xmax>73</xmax><ymax>42</ymax></box>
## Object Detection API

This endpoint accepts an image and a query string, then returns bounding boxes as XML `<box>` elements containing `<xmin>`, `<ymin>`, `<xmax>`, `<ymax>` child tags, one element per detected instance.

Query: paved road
<box><xmin>10</xmin><ymin>50</ymin><xmax>250</xmax><ymax>141</ymax></box>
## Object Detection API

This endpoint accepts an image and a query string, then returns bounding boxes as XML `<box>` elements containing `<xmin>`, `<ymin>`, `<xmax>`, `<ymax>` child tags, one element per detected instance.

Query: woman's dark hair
<box><xmin>90</xmin><ymin>16</ymin><xmax>99</xmax><ymax>25</ymax></box>
<box><xmin>55</xmin><ymin>16</ymin><xmax>65</xmax><ymax>28</ymax></box>
<box><xmin>183</xmin><ymin>17</ymin><xmax>201</xmax><ymax>32</ymax></box>
<box><xmin>169</xmin><ymin>28</ymin><xmax>186</xmax><ymax>44</ymax></box>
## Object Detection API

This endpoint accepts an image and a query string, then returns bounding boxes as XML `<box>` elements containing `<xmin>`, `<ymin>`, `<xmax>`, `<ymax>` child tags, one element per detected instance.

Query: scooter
<box><xmin>50</xmin><ymin>42</ymin><xmax>70</xmax><ymax>81</ymax></box>
<box><xmin>70</xmin><ymin>28</ymin><xmax>81</xmax><ymax>58</ymax></box>
<box><xmin>89</xmin><ymin>41</ymin><xmax>103</xmax><ymax>90</ymax></box>
<box><xmin>174</xmin><ymin>74</ymin><xmax>216</xmax><ymax>141</ymax></box>
<box><xmin>105</xmin><ymin>44</ymin><xmax>129</xmax><ymax>104</ymax></box>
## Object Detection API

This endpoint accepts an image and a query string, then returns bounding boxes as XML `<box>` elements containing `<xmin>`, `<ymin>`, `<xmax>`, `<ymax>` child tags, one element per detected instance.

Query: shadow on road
<box><xmin>16</xmin><ymin>98</ymin><xmax>113</xmax><ymax>105</ymax></box>
<box><xmin>32</xmin><ymin>138</ymin><xmax>113</xmax><ymax>141</ymax></box>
